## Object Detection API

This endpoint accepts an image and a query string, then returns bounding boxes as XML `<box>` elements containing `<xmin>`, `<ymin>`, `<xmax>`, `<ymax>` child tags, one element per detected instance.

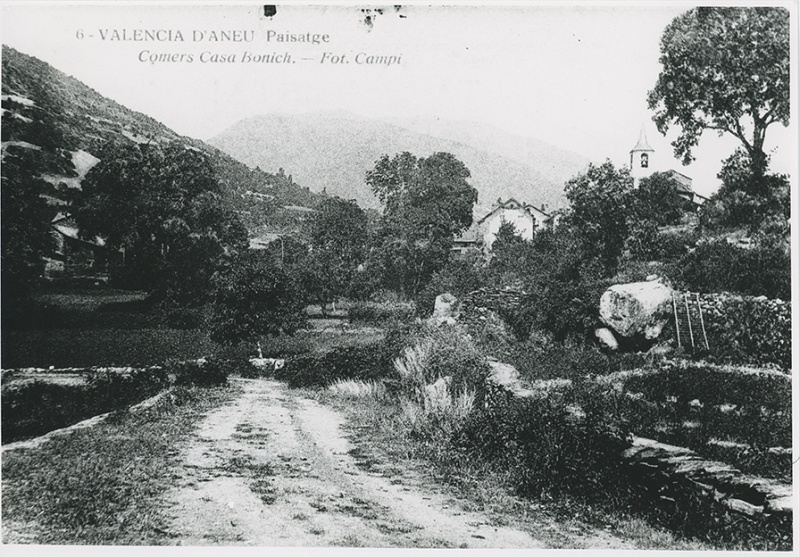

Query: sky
<box><xmin>1</xmin><ymin>1</ymin><xmax>796</xmax><ymax>198</ymax></box>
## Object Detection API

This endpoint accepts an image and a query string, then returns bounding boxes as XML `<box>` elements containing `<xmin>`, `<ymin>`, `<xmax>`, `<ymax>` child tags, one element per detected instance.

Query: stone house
<box><xmin>453</xmin><ymin>198</ymin><xmax>556</xmax><ymax>256</ymax></box>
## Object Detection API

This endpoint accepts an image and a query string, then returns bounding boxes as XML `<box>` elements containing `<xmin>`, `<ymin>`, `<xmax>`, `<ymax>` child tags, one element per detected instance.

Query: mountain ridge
<box><xmin>208</xmin><ymin>112</ymin><xmax>591</xmax><ymax>216</ymax></box>
<box><xmin>1</xmin><ymin>45</ymin><xmax>326</xmax><ymax>235</ymax></box>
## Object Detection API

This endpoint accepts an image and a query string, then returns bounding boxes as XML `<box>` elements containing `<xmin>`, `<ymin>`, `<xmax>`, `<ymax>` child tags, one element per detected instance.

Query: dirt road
<box><xmin>162</xmin><ymin>378</ymin><xmax>638</xmax><ymax>548</ymax></box>
<box><xmin>160</xmin><ymin>378</ymin><xmax>541</xmax><ymax>547</ymax></box>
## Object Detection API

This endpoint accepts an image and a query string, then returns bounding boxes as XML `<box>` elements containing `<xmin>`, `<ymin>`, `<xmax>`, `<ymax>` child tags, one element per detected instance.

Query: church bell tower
<box><xmin>630</xmin><ymin>124</ymin><xmax>655</xmax><ymax>186</ymax></box>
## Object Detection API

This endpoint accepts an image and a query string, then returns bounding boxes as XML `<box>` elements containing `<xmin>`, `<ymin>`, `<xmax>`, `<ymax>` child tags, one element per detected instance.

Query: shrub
<box><xmin>390</xmin><ymin>324</ymin><xmax>490</xmax><ymax>440</ymax></box>
<box><xmin>394</xmin><ymin>324</ymin><xmax>490</xmax><ymax>403</ymax></box>
<box><xmin>698</xmin><ymin>294</ymin><xmax>791</xmax><ymax>369</ymax></box>
<box><xmin>455</xmin><ymin>389</ymin><xmax>631</xmax><ymax>499</ymax></box>
<box><xmin>280</xmin><ymin>343</ymin><xmax>397</xmax><ymax>389</ymax></box>
<box><xmin>415</xmin><ymin>254</ymin><xmax>488</xmax><ymax>317</ymax></box>
<box><xmin>502</xmin><ymin>341</ymin><xmax>618</xmax><ymax>382</ymax></box>
<box><xmin>678</xmin><ymin>238</ymin><xmax>790</xmax><ymax>299</ymax></box>
<box><xmin>169</xmin><ymin>357</ymin><xmax>229</xmax><ymax>387</ymax></box>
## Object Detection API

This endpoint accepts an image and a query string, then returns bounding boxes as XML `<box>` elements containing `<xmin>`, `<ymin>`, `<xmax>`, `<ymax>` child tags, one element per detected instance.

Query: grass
<box><xmin>1</xmin><ymin>285</ymin><xmax>384</xmax><ymax>368</ymax></box>
<box><xmin>1</xmin><ymin>384</ymin><xmax>237</xmax><ymax>544</ymax></box>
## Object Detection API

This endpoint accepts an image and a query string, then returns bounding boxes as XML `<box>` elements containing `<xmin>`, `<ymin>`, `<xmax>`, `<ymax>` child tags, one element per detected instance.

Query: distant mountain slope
<box><xmin>1</xmin><ymin>45</ymin><xmax>324</xmax><ymax>234</ymax></box>
<box><xmin>208</xmin><ymin>112</ymin><xmax>590</xmax><ymax>216</ymax></box>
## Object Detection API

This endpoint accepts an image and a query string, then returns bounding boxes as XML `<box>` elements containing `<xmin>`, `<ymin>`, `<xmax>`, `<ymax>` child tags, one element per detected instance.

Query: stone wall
<box><xmin>694</xmin><ymin>292</ymin><xmax>791</xmax><ymax>369</ymax></box>
<box><xmin>461</xmin><ymin>286</ymin><xmax>525</xmax><ymax>318</ymax></box>
<box><xmin>484</xmin><ymin>361</ymin><xmax>793</xmax><ymax>533</ymax></box>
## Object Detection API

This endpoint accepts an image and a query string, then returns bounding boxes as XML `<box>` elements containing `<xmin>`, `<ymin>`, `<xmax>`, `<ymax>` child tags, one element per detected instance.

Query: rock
<box><xmin>431</xmin><ymin>293</ymin><xmax>460</xmax><ymax>324</ymax></box>
<box><xmin>249</xmin><ymin>358</ymin><xmax>285</xmax><ymax>371</ymax></box>
<box><xmin>594</xmin><ymin>327</ymin><xmax>619</xmax><ymax>350</ymax></box>
<box><xmin>599</xmin><ymin>281</ymin><xmax>673</xmax><ymax>339</ymax></box>
<box><xmin>425</xmin><ymin>375</ymin><xmax>452</xmax><ymax>403</ymax></box>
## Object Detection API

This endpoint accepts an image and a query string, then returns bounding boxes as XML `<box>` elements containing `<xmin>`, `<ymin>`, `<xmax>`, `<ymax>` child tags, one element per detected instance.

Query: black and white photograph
<box><xmin>0</xmin><ymin>1</ymin><xmax>797</xmax><ymax>552</ymax></box>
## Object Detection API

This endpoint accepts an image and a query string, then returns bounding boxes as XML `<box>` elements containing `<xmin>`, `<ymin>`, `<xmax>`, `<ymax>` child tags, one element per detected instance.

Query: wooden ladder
<box><xmin>672</xmin><ymin>292</ymin><xmax>710</xmax><ymax>352</ymax></box>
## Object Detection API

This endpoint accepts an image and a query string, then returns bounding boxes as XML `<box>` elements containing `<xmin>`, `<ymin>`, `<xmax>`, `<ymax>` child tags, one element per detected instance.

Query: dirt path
<box><xmin>160</xmin><ymin>378</ymin><xmax>550</xmax><ymax>548</ymax></box>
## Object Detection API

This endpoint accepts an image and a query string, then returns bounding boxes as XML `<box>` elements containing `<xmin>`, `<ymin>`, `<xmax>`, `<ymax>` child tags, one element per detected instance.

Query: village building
<box><xmin>453</xmin><ymin>198</ymin><xmax>556</xmax><ymax>256</ymax></box>
<box><xmin>44</xmin><ymin>213</ymin><xmax>121</xmax><ymax>280</ymax></box>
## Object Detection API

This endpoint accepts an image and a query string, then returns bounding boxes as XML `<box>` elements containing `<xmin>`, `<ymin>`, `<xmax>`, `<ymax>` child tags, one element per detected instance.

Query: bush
<box><xmin>455</xmin><ymin>388</ymin><xmax>631</xmax><ymax>499</ymax></box>
<box><xmin>415</xmin><ymin>255</ymin><xmax>488</xmax><ymax>317</ymax></box>
<box><xmin>629</xmin><ymin>226</ymin><xmax>700</xmax><ymax>262</ymax></box>
<box><xmin>678</xmin><ymin>238</ymin><xmax>790</xmax><ymax>299</ymax></box>
<box><xmin>502</xmin><ymin>341</ymin><xmax>619</xmax><ymax>382</ymax></box>
<box><xmin>698</xmin><ymin>294</ymin><xmax>791</xmax><ymax>369</ymax></box>
<box><xmin>389</xmin><ymin>323</ymin><xmax>491</xmax><ymax>440</ymax></box>
<box><xmin>169</xmin><ymin>357</ymin><xmax>229</xmax><ymax>387</ymax></box>
<box><xmin>280</xmin><ymin>343</ymin><xmax>398</xmax><ymax>389</ymax></box>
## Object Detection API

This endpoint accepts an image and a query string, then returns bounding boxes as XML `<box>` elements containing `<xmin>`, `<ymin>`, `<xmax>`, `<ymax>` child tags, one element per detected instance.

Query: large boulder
<box><xmin>599</xmin><ymin>280</ymin><xmax>673</xmax><ymax>340</ymax></box>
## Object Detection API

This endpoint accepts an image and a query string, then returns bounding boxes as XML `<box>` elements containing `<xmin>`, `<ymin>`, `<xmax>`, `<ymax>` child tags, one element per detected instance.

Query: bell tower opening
<box><xmin>630</xmin><ymin>123</ymin><xmax>655</xmax><ymax>186</ymax></box>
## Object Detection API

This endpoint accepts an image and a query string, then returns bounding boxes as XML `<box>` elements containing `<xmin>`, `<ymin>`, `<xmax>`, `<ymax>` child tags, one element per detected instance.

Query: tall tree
<box><xmin>366</xmin><ymin>151</ymin><xmax>477</xmax><ymax>296</ymax></box>
<box><xmin>564</xmin><ymin>161</ymin><xmax>633</xmax><ymax>274</ymax></box>
<box><xmin>647</xmin><ymin>7</ymin><xmax>790</xmax><ymax>180</ymax></box>
<box><xmin>305</xmin><ymin>197</ymin><xmax>369</xmax><ymax>311</ymax></box>
<box><xmin>74</xmin><ymin>141</ymin><xmax>247</xmax><ymax>304</ymax></box>
<box><xmin>1</xmin><ymin>151</ymin><xmax>57</xmax><ymax>322</ymax></box>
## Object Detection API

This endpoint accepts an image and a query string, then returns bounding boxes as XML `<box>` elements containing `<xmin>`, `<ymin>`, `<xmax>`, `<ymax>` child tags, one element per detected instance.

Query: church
<box><xmin>629</xmin><ymin>124</ymin><xmax>708</xmax><ymax>207</ymax></box>
<box><xmin>452</xmin><ymin>124</ymin><xmax>708</xmax><ymax>256</ymax></box>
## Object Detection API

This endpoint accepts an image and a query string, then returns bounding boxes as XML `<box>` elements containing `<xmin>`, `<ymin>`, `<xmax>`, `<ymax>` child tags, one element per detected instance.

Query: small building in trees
<box><xmin>44</xmin><ymin>213</ymin><xmax>121</xmax><ymax>280</ymax></box>
<box><xmin>452</xmin><ymin>197</ymin><xmax>556</xmax><ymax>255</ymax></box>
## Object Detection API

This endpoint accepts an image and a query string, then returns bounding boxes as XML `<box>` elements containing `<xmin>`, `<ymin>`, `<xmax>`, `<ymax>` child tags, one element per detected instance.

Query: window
<box><xmin>641</xmin><ymin>153</ymin><xmax>649</xmax><ymax>168</ymax></box>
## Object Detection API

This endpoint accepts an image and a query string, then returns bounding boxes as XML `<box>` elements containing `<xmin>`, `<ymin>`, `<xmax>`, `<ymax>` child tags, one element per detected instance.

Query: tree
<box><xmin>305</xmin><ymin>197</ymin><xmax>369</xmax><ymax>311</ymax></box>
<box><xmin>564</xmin><ymin>161</ymin><xmax>633</xmax><ymax>274</ymax></box>
<box><xmin>648</xmin><ymin>7</ymin><xmax>790</xmax><ymax>181</ymax></box>
<box><xmin>1</xmin><ymin>150</ymin><xmax>57</xmax><ymax>323</ymax></box>
<box><xmin>490</xmin><ymin>220</ymin><xmax>527</xmax><ymax>276</ymax></box>
<box><xmin>74</xmin><ymin>142</ymin><xmax>247</xmax><ymax>304</ymax></box>
<box><xmin>208</xmin><ymin>251</ymin><xmax>308</xmax><ymax>347</ymax></box>
<box><xmin>630</xmin><ymin>172</ymin><xmax>687</xmax><ymax>227</ymax></box>
<box><xmin>366</xmin><ymin>151</ymin><xmax>478</xmax><ymax>296</ymax></box>
<box><xmin>700</xmin><ymin>148</ymin><xmax>790</xmax><ymax>230</ymax></box>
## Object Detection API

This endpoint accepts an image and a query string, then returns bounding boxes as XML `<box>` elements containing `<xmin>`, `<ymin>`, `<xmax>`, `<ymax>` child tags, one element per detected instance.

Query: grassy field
<box><xmin>1</xmin><ymin>286</ymin><xmax>383</xmax><ymax>368</ymax></box>
<box><xmin>2</xmin><ymin>384</ymin><xmax>238</xmax><ymax>544</ymax></box>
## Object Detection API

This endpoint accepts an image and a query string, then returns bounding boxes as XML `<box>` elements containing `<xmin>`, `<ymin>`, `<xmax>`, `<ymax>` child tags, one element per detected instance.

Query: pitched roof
<box><xmin>477</xmin><ymin>198</ymin><xmax>549</xmax><ymax>225</ymax></box>
<box><xmin>662</xmin><ymin>169</ymin><xmax>693</xmax><ymax>194</ymax></box>
<box><xmin>631</xmin><ymin>124</ymin><xmax>654</xmax><ymax>153</ymax></box>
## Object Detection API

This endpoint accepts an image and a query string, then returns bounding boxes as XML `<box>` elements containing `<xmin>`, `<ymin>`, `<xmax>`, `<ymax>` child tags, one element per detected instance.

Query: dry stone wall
<box><xmin>483</xmin><ymin>362</ymin><xmax>793</xmax><ymax>533</ymax></box>
<box><xmin>695</xmin><ymin>293</ymin><xmax>791</xmax><ymax>369</ymax></box>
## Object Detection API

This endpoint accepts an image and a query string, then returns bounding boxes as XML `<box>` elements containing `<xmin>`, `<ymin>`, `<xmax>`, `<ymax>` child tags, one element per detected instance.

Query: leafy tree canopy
<box><xmin>564</xmin><ymin>161</ymin><xmax>633</xmax><ymax>274</ymax></box>
<box><xmin>74</xmin><ymin>141</ymin><xmax>247</xmax><ymax>304</ymax></box>
<box><xmin>304</xmin><ymin>196</ymin><xmax>369</xmax><ymax>310</ymax></box>
<box><xmin>209</xmin><ymin>251</ymin><xmax>308</xmax><ymax>346</ymax></box>
<box><xmin>367</xmin><ymin>151</ymin><xmax>476</xmax><ymax>237</ymax></box>
<box><xmin>631</xmin><ymin>172</ymin><xmax>688</xmax><ymax>227</ymax></box>
<box><xmin>365</xmin><ymin>151</ymin><xmax>478</xmax><ymax>296</ymax></box>
<box><xmin>1</xmin><ymin>150</ymin><xmax>57</xmax><ymax>321</ymax></box>
<box><xmin>648</xmin><ymin>7</ymin><xmax>790</xmax><ymax>175</ymax></box>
